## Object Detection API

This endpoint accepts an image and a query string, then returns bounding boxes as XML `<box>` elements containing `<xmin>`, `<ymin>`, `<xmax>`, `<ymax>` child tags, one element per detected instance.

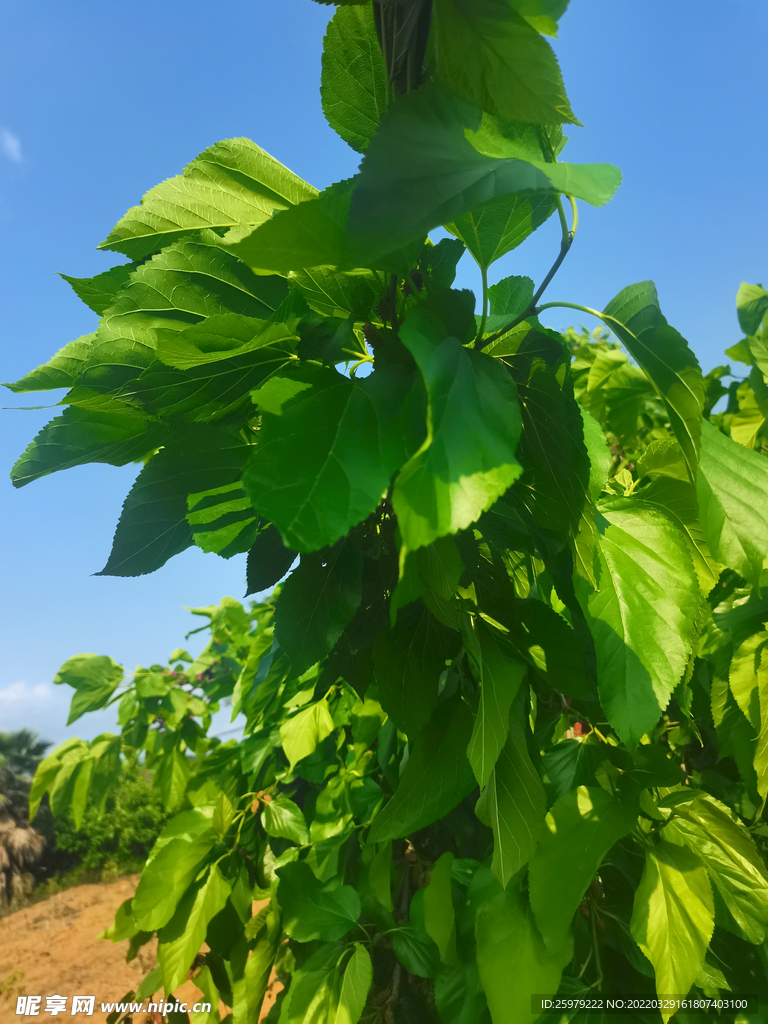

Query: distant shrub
<box><xmin>38</xmin><ymin>761</ymin><xmax>167</xmax><ymax>880</ymax></box>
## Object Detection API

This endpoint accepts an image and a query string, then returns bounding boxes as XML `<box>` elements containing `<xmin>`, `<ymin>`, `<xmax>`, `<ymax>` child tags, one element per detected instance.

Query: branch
<box><xmin>475</xmin><ymin>194</ymin><xmax>578</xmax><ymax>351</ymax></box>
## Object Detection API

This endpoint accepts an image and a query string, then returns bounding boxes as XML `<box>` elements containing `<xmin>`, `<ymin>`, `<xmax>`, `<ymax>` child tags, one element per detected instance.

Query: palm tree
<box><xmin>0</xmin><ymin>730</ymin><xmax>50</xmax><ymax>907</ymax></box>
<box><xmin>0</xmin><ymin>728</ymin><xmax>51</xmax><ymax>777</ymax></box>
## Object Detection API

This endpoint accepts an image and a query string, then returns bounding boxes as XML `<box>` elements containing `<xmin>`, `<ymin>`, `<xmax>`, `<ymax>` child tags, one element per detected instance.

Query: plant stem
<box><xmin>476</xmin><ymin>264</ymin><xmax>489</xmax><ymax>342</ymax></box>
<box><xmin>476</xmin><ymin>194</ymin><xmax>578</xmax><ymax>351</ymax></box>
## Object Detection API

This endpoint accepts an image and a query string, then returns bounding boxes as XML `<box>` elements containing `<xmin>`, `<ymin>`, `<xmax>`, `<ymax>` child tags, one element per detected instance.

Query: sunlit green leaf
<box><xmin>579</xmin><ymin>498</ymin><xmax>700</xmax><ymax>747</ymax></box>
<box><xmin>630</xmin><ymin>841</ymin><xmax>714</xmax><ymax>1020</ymax></box>
<box><xmin>100</xmin><ymin>138</ymin><xmax>316</xmax><ymax>260</ymax></box>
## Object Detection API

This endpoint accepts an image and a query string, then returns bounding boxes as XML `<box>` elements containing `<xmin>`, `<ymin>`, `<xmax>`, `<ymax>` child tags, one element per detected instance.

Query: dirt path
<box><xmin>0</xmin><ymin>877</ymin><xmax>278</xmax><ymax>1022</ymax></box>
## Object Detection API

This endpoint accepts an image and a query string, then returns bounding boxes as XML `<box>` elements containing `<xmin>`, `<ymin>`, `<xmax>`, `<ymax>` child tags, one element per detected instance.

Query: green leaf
<box><xmin>97</xmin><ymin>423</ymin><xmax>253</xmax><ymax>577</ymax></box>
<box><xmin>290</xmin><ymin>266</ymin><xmax>382</xmax><ymax>321</ymax></box>
<box><xmin>529</xmin><ymin>786</ymin><xmax>638</xmax><ymax>950</ymax></box>
<box><xmin>156</xmin><ymin>747</ymin><xmax>191</xmax><ymax>812</ymax></box>
<box><xmin>369</xmin><ymin>697</ymin><xmax>476</xmax><ymax>841</ymax></box>
<box><xmin>279</xmin><ymin>699</ymin><xmax>336</xmax><ymax>770</ymax></box>
<box><xmin>391</xmin><ymin>923</ymin><xmax>442</xmax><ymax>979</ymax></box>
<box><xmin>61</xmin><ymin>263</ymin><xmax>135</xmax><ymax>315</ymax></box>
<box><xmin>515</xmin><ymin>364</ymin><xmax>591</xmax><ymax>535</ymax></box>
<box><xmin>736</xmin><ymin>281</ymin><xmax>768</xmax><ymax>337</ymax></box>
<box><xmin>639</xmin><ymin>472</ymin><xmax>721</xmax><ymax>596</ymax></box>
<box><xmin>186</xmin><ymin>481</ymin><xmax>261</xmax><ymax>559</ymax></box>
<box><xmin>246</xmin><ymin>362</ymin><xmax>423</xmax><ymax>552</ymax></box>
<box><xmin>157</xmin><ymin>863</ymin><xmax>232</xmax><ymax>993</ymax></box>
<box><xmin>509</xmin><ymin>0</ymin><xmax>570</xmax><ymax>36</ymax></box>
<box><xmin>392</xmin><ymin>302</ymin><xmax>523</xmax><ymax>552</ymax></box>
<box><xmin>275</xmin><ymin>539</ymin><xmax>363</xmax><ymax>675</ymax></box>
<box><xmin>10</xmin><ymin>403</ymin><xmax>166</xmax><ymax>488</ymax></box>
<box><xmin>541</xmin><ymin>736</ymin><xmax>606</xmax><ymax>804</ymax></box>
<box><xmin>53</xmin><ymin>654</ymin><xmax>123</xmax><ymax>726</ymax></box>
<box><xmin>697</xmin><ymin>418</ymin><xmax>768</xmax><ymax>588</ymax></box>
<box><xmin>630</xmin><ymin>841</ymin><xmax>714</xmax><ymax>1019</ymax></box>
<box><xmin>579</xmin><ymin>498</ymin><xmax>700</xmax><ymax>748</ymax></box>
<box><xmin>131</xmin><ymin>808</ymin><xmax>216</xmax><ymax>931</ymax></box>
<box><xmin>467</xmin><ymin>623</ymin><xmax>526</xmax><ymax>788</ymax></box>
<box><xmin>476</xmin><ymin>882</ymin><xmax>573</xmax><ymax>1024</ymax></box>
<box><xmin>262</xmin><ymin>793</ymin><xmax>309</xmax><ymax>845</ymax></box>
<box><xmin>603</xmin><ymin>282</ymin><xmax>704</xmax><ymax>480</ymax></box>
<box><xmin>99</xmin><ymin>137</ymin><xmax>316</xmax><ymax>260</ymax></box>
<box><xmin>373</xmin><ymin>601</ymin><xmax>460</xmax><ymax>737</ymax></box>
<box><xmin>127</xmin><ymin>333</ymin><xmax>295</xmax><ymax>425</ymax></box>
<box><xmin>729</xmin><ymin>631</ymin><xmax>768</xmax><ymax>800</ymax></box>
<box><xmin>580</xmin><ymin>407</ymin><xmax>612</xmax><ymax>501</ymax></box>
<box><xmin>321</xmin><ymin>4</ymin><xmax>387</xmax><ymax>152</ymax></box>
<box><xmin>245</xmin><ymin>524</ymin><xmax>296</xmax><ymax>595</ymax></box>
<box><xmin>447</xmin><ymin>193</ymin><xmax>556</xmax><ymax>271</ymax></box>
<box><xmin>475</xmin><ymin>692</ymin><xmax>546</xmax><ymax>887</ymax></box>
<box><xmin>4</xmin><ymin>333</ymin><xmax>96</xmax><ymax>393</ymax></box>
<box><xmin>433</xmin><ymin>0</ymin><xmax>578</xmax><ymax>124</ymax></box>
<box><xmin>277</xmin><ymin>943</ymin><xmax>344</xmax><ymax>1024</ymax></box>
<box><xmin>423</xmin><ymin>852</ymin><xmax>458</xmax><ymax>965</ymax></box>
<box><xmin>224</xmin><ymin>178</ymin><xmax>357</xmax><ymax>276</ymax></box>
<box><xmin>100</xmin><ymin>240</ymin><xmax>289</xmax><ymax>345</ymax></box>
<box><xmin>277</xmin><ymin>860</ymin><xmax>361</xmax><ymax>942</ymax></box>
<box><xmin>660</xmin><ymin>792</ymin><xmax>768</xmax><ymax>944</ymax></box>
<box><xmin>348</xmin><ymin>85</ymin><xmax>619</xmax><ymax>262</ymax></box>
<box><xmin>333</xmin><ymin>944</ymin><xmax>373</xmax><ymax>1024</ymax></box>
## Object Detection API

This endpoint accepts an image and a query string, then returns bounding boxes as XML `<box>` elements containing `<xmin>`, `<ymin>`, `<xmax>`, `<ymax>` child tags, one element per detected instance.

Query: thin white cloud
<box><xmin>0</xmin><ymin>681</ymin><xmax>51</xmax><ymax>704</ymax></box>
<box><xmin>0</xmin><ymin>128</ymin><xmax>23</xmax><ymax>163</ymax></box>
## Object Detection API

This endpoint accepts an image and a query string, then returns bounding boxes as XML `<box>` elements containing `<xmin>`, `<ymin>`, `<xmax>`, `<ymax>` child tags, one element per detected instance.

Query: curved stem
<box><xmin>476</xmin><ymin>194</ymin><xmax>579</xmax><ymax>351</ymax></box>
<box><xmin>476</xmin><ymin>264</ymin><xmax>489</xmax><ymax>342</ymax></box>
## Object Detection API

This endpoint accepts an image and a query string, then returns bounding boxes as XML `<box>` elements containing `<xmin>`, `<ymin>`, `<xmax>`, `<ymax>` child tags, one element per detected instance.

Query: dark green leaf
<box><xmin>277</xmin><ymin>860</ymin><xmax>361</xmax><ymax>942</ymax></box>
<box><xmin>275</xmin><ymin>538</ymin><xmax>363</xmax><ymax>675</ymax></box>
<box><xmin>348</xmin><ymin>85</ymin><xmax>619</xmax><ymax>262</ymax></box>
<box><xmin>246</xmin><ymin>362</ymin><xmax>423</xmax><ymax>552</ymax></box>
<box><xmin>433</xmin><ymin>0</ymin><xmax>578</xmax><ymax>124</ymax></box>
<box><xmin>369</xmin><ymin>697</ymin><xmax>476</xmax><ymax>841</ymax></box>
<box><xmin>97</xmin><ymin>423</ymin><xmax>253</xmax><ymax>577</ymax></box>
<box><xmin>736</xmin><ymin>281</ymin><xmax>768</xmax><ymax>337</ymax></box>
<box><xmin>245</xmin><ymin>523</ymin><xmax>297</xmax><ymax>595</ymax></box>
<box><xmin>322</xmin><ymin>4</ymin><xmax>387</xmax><ymax>152</ymax></box>
<box><xmin>187</xmin><ymin>481</ymin><xmax>261</xmax><ymax>559</ymax></box>
<box><xmin>391</xmin><ymin>924</ymin><xmax>442</xmax><ymax>979</ymax></box>
<box><xmin>373</xmin><ymin>601</ymin><xmax>460</xmax><ymax>736</ymax></box>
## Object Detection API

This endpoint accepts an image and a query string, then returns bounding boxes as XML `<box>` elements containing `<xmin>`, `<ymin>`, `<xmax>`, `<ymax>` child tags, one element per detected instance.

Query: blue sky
<box><xmin>1</xmin><ymin>1</ymin><xmax>766</xmax><ymax>748</ymax></box>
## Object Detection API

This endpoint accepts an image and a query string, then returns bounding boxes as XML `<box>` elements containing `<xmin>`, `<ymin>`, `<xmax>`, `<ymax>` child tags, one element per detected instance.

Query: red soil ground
<box><xmin>0</xmin><ymin>877</ymin><xmax>278</xmax><ymax>1022</ymax></box>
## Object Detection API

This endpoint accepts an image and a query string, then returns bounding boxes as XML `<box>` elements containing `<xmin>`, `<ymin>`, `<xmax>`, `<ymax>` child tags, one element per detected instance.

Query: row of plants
<box><xmin>9</xmin><ymin>0</ymin><xmax>768</xmax><ymax>1020</ymax></box>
